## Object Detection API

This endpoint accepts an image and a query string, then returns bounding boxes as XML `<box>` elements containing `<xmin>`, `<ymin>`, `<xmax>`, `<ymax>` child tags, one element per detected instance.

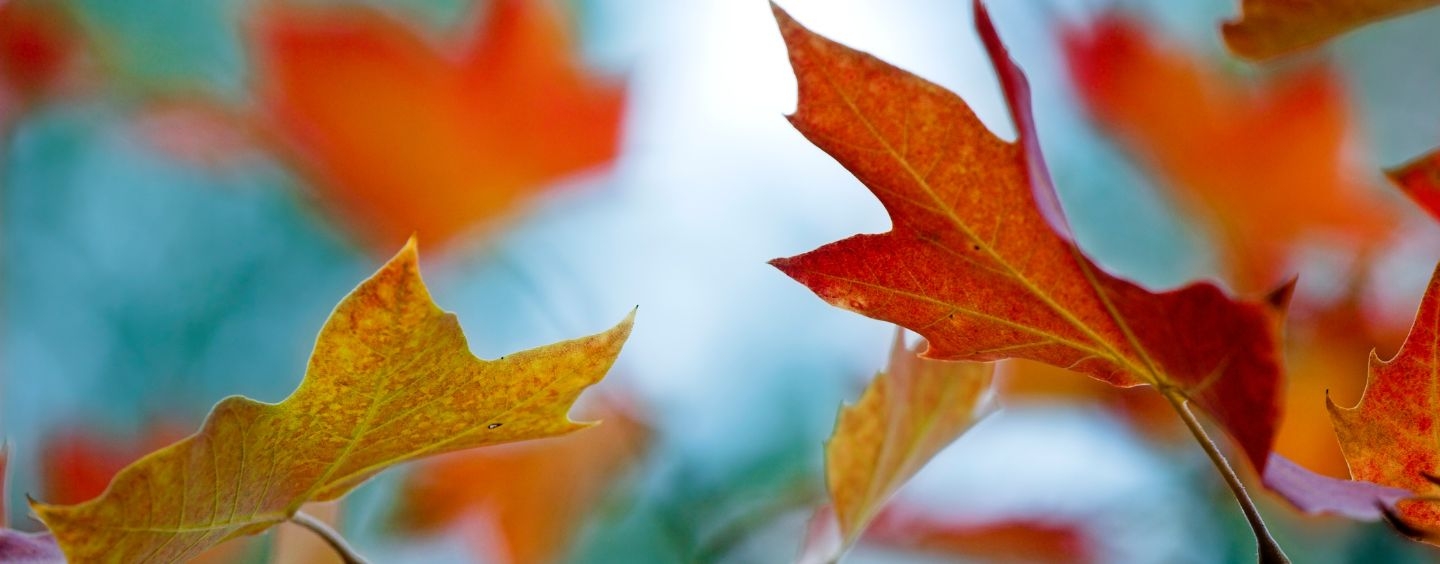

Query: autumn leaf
<box><xmin>254</xmin><ymin>0</ymin><xmax>625</xmax><ymax>250</ymax></box>
<box><xmin>1222</xmin><ymin>0</ymin><xmax>1440</xmax><ymax>60</ymax></box>
<box><xmin>768</xmin><ymin>2</ymin><xmax>1286</xmax><ymax>475</ymax></box>
<box><xmin>29</xmin><ymin>239</ymin><xmax>635</xmax><ymax>562</ymax></box>
<box><xmin>1388</xmin><ymin>149</ymin><xmax>1440</xmax><ymax>224</ymax></box>
<box><xmin>1062</xmin><ymin>12</ymin><xmax>1392</xmax><ymax>294</ymax></box>
<box><xmin>392</xmin><ymin>395</ymin><xmax>648</xmax><ymax>564</ymax></box>
<box><xmin>1327</xmin><ymin>263</ymin><xmax>1440</xmax><ymax>539</ymax></box>
<box><xmin>817</xmin><ymin>331</ymin><xmax>994</xmax><ymax>558</ymax></box>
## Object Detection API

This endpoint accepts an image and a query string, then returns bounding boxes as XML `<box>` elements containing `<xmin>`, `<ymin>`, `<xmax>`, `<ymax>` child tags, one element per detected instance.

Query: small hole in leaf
<box><xmin>488</xmin><ymin>423</ymin><xmax>502</xmax><ymax>429</ymax></box>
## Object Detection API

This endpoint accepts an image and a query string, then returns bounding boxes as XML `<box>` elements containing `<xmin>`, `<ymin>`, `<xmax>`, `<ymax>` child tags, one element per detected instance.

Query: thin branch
<box><xmin>1163</xmin><ymin>389</ymin><xmax>1289</xmax><ymax>564</ymax></box>
<box><xmin>290</xmin><ymin>510</ymin><xmax>369</xmax><ymax>564</ymax></box>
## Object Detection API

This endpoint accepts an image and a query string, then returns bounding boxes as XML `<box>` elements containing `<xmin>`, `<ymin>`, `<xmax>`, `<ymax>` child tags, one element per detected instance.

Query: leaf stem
<box><xmin>1162</xmin><ymin>389</ymin><xmax>1289</xmax><ymax>564</ymax></box>
<box><xmin>290</xmin><ymin>510</ymin><xmax>369</xmax><ymax>564</ymax></box>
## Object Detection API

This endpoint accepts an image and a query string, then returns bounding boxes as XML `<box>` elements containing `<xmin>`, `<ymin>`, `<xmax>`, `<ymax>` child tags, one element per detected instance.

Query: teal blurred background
<box><xmin>4</xmin><ymin>0</ymin><xmax>1440</xmax><ymax>562</ymax></box>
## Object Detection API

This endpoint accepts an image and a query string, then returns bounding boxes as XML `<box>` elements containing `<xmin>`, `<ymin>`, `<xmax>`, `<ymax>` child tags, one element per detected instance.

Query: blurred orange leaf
<box><xmin>1328</xmin><ymin>264</ymin><xmax>1440</xmax><ymax>540</ymax></box>
<box><xmin>817</xmin><ymin>331</ymin><xmax>994</xmax><ymax>556</ymax></box>
<box><xmin>769</xmin><ymin>2</ymin><xmax>1287</xmax><ymax>474</ymax></box>
<box><xmin>394</xmin><ymin>395</ymin><xmax>648</xmax><ymax>564</ymax></box>
<box><xmin>1222</xmin><ymin>0</ymin><xmax>1440</xmax><ymax>60</ymax></box>
<box><xmin>30</xmin><ymin>239</ymin><xmax>635</xmax><ymax>562</ymax></box>
<box><xmin>1063</xmin><ymin>13</ymin><xmax>1392</xmax><ymax>294</ymax></box>
<box><xmin>254</xmin><ymin>0</ymin><xmax>625</xmax><ymax>250</ymax></box>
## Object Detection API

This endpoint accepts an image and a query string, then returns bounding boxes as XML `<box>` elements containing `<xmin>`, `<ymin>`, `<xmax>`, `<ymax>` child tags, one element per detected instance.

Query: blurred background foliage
<box><xmin>3</xmin><ymin>0</ymin><xmax>1440</xmax><ymax>562</ymax></box>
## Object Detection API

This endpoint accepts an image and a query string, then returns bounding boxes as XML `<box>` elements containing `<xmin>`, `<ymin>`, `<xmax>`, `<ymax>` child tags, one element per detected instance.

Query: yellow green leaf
<box><xmin>30</xmin><ymin>239</ymin><xmax>635</xmax><ymax>563</ymax></box>
<box><xmin>827</xmin><ymin>331</ymin><xmax>996</xmax><ymax>551</ymax></box>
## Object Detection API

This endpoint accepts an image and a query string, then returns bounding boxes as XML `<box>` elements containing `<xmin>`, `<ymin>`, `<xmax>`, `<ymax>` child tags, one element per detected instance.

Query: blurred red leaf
<box><xmin>863</xmin><ymin>506</ymin><xmax>1092</xmax><ymax>563</ymax></box>
<box><xmin>0</xmin><ymin>0</ymin><xmax>80</xmax><ymax>103</ymax></box>
<box><xmin>1222</xmin><ymin>0</ymin><xmax>1440</xmax><ymax>60</ymax></box>
<box><xmin>393</xmin><ymin>396</ymin><xmax>648</xmax><ymax>564</ymax></box>
<box><xmin>38</xmin><ymin>422</ymin><xmax>188</xmax><ymax>506</ymax></box>
<box><xmin>1063</xmin><ymin>13</ymin><xmax>1393</xmax><ymax>294</ymax></box>
<box><xmin>254</xmin><ymin>0</ymin><xmax>625</xmax><ymax>250</ymax></box>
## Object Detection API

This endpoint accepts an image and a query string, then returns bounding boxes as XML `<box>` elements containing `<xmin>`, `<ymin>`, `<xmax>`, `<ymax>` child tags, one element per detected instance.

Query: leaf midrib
<box><xmin>806</xmin><ymin>50</ymin><xmax>1163</xmax><ymax>386</ymax></box>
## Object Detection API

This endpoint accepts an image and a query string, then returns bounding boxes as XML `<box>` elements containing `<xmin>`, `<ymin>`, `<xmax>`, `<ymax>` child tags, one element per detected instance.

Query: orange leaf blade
<box><xmin>31</xmin><ymin>240</ymin><xmax>635</xmax><ymax>562</ymax></box>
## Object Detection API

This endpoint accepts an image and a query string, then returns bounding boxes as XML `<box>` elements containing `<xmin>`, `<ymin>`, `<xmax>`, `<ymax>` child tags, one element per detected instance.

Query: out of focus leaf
<box><xmin>0</xmin><ymin>447</ymin><xmax>63</xmax><ymax>563</ymax></box>
<box><xmin>863</xmin><ymin>506</ymin><xmax>1092</xmax><ymax>563</ymax></box>
<box><xmin>254</xmin><ymin>0</ymin><xmax>625</xmax><ymax>250</ymax></box>
<box><xmin>768</xmin><ymin>1</ymin><xmax>1287</xmax><ymax>475</ymax></box>
<box><xmin>0</xmin><ymin>0</ymin><xmax>82</xmax><ymax>104</ymax></box>
<box><xmin>393</xmin><ymin>395</ymin><xmax>648</xmax><ymax>564</ymax></box>
<box><xmin>812</xmin><ymin>331</ymin><xmax>994</xmax><ymax>560</ymax></box>
<box><xmin>40</xmin><ymin>423</ymin><xmax>188</xmax><ymax>506</ymax></box>
<box><xmin>0</xmin><ymin>530</ymin><xmax>63</xmax><ymax>564</ymax></box>
<box><xmin>1222</xmin><ymin>0</ymin><xmax>1440</xmax><ymax>60</ymax></box>
<box><xmin>30</xmin><ymin>239</ymin><xmax>635</xmax><ymax>562</ymax></box>
<box><xmin>1062</xmin><ymin>13</ymin><xmax>1392</xmax><ymax>294</ymax></box>
<box><xmin>1262</xmin><ymin>454</ymin><xmax>1408</xmax><ymax>521</ymax></box>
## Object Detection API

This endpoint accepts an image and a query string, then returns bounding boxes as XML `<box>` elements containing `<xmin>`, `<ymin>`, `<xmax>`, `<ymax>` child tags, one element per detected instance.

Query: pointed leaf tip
<box><xmin>1265</xmin><ymin>277</ymin><xmax>1298</xmax><ymax>313</ymax></box>
<box><xmin>822</xmin><ymin>330</ymin><xmax>995</xmax><ymax>550</ymax></box>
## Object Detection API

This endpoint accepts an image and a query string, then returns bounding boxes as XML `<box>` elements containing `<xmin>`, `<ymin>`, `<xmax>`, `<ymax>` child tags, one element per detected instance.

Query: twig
<box><xmin>290</xmin><ymin>510</ymin><xmax>369</xmax><ymax>564</ymax></box>
<box><xmin>1163</xmin><ymin>389</ymin><xmax>1289</xmax><ymax>564</ymax></box>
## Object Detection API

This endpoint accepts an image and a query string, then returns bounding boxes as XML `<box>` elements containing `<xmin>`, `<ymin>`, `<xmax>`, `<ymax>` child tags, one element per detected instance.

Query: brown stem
<box><xmin>1163</xmin><ymin>389</ymin><xmax>1289</xmax><ymax>564</ymax></box>
<box><xmin>290</xmin><ymin>510</ymin><xmax>369</xmax><ymax>564</ymax></box>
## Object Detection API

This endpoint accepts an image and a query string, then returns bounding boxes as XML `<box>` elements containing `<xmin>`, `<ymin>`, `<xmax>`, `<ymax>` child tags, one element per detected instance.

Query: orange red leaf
<box><xmin>769</xmin><ymin>2</ymin><xmax>1286</xmax><ymax>473</ymax></box>
<box><xmin>254</xmin><ymin>0</ymin><xmax>625</xmax><ymax>250</ymax></box>
<box><xmin>1222</xmin><ymin>0</ymin><xmax>1440</xmax><ymax>60</ymax></box>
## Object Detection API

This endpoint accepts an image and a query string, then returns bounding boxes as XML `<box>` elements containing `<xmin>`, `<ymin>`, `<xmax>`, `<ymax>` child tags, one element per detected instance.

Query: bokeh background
<box><xmin>4</xmin><ymin>0</ymin><xmax>1440</xmax><ymax>562</ymax></box>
